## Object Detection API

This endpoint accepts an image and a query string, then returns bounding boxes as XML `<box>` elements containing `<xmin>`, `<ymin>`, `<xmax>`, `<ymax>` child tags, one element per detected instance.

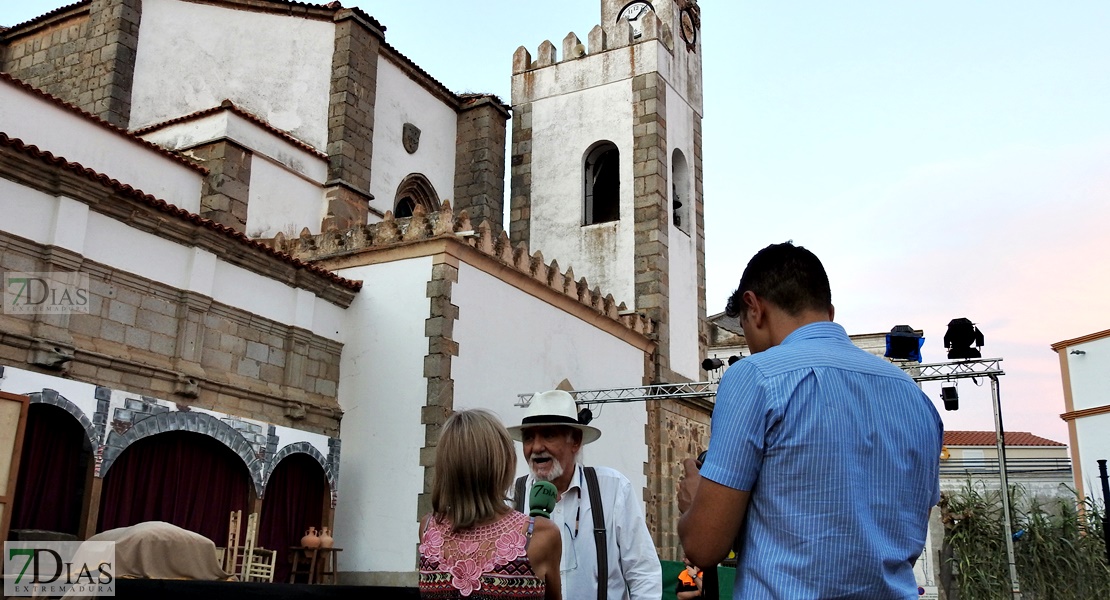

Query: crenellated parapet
<box><xmin>512</xmin><ymin>8</ymin><xmax>670</xmax><ymax>75</ymax></box>
<box><xmin>267</xmin><ymin>202</ymin><xmax>654</xmax><ymax>337</ymax></box>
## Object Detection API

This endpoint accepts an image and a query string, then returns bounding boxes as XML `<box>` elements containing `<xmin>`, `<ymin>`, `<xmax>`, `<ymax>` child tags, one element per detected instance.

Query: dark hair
<box><xmin>725</xmin><ymin>242</ymin><xmax>832</xmax><ymax>318</ymax></box>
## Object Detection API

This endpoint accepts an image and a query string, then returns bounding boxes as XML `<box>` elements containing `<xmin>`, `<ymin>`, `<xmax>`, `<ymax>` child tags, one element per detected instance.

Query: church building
<box><xmin>0</xmin><ymin>0</ymin><xmax>708</xmax><ymax>586</ymax></box>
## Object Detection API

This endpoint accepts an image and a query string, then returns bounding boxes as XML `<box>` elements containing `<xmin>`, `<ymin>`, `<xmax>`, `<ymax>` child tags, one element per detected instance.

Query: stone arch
<box><xmin>262</xmin><ymin>442</ymin><xmax>334</xmax><ymax>496</ymax></box>
<box><xmin>27</xmin><ymin>388</ymin><xmax>98</xmax><ymax>451</ymax></box>
<box><xmin>99</xmin><ymin>412</ymin><xmax>264</xmax><ymax>494</ymax></box>
<box><xmin>394</xmin><ymin>173</ymin><xmax>440</xmax><ymax>218</ymax></box>
<box><xmin>583</xmin><ymin>141</ymin><xmax>620</xmax><ymax>225</ymax></box>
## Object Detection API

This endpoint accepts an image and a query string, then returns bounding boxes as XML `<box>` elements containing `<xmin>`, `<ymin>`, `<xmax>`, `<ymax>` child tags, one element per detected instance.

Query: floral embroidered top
<box><xmin>418</xmin><ymin>510</ymin><xmax>545</xmax><ymax>599</ymax></box>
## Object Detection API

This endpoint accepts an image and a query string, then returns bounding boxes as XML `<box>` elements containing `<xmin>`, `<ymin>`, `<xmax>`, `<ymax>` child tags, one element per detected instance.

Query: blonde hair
<box><xmin>431</xmin><ymin>409</ymin><xmax>516</xmax><ymax>531</ymax></box>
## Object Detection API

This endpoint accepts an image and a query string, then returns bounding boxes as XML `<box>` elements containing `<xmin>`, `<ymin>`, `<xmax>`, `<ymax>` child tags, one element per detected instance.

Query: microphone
<box><xmin>528</xmin><ymin>480</ymin><xmax>558</xmax><ymax>518</ymax></box>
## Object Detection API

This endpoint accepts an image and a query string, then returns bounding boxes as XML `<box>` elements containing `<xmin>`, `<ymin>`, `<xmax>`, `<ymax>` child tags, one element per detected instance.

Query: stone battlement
<box><xmin>512</xmin><ymin>9</ymin><xmax>673</xmax><ymax>75</ymax></box>
<box><xmin>267</xmin><ymin>202</ymin><xmax>654</xmax><ymax>337</ymax></box>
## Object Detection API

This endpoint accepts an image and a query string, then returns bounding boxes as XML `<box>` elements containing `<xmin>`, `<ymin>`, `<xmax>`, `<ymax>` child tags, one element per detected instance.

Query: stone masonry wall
<box><xmin>508</xmin><ymin>98</ymin><xmax>533</xmax><ymax>248</ymax></box>
<box><xmin>187</xmin><ymin>138</ymin><xmax>253</xmax><ymax>233</ymax></box>
<box><xmin>0</xmin><ymin>9</ymin><xmax>92</xmax><ymax>102</ymax></box>
<box><xmin>454</xmin><ymin>98</ymin><xmax>509</xmax><ymax>230</ymax></box>
<box><xmin>0</xmin><ymin>0</ymin><xmax>141</xmax><ymax>128</ymax></box>
<box><xmin>646</xmin><ymin>399</ymin><xmax>711</xmax><ymax>561</ymax></box>
<box><xmin>0</xmin><ymin>231</ymin><xmax>344</xmax><ymax>437</ymax></box>
<box><xmin>323</xmin><ymin>9</ymin><xmax>381</xmax><ymax>231</ymax></box>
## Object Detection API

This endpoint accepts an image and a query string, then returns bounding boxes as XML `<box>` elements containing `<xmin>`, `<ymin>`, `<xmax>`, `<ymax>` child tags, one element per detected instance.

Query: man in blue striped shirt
<box><xmin>678</xmin><ymin>242</ymin><xmax>943</xmax><ymax>599</ymax></box>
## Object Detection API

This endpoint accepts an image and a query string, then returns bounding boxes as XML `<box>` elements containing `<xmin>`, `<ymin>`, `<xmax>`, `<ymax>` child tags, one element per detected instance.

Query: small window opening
<box><xmin>584</xmin><ymin>143</ymin><xmax>620</xmax><ymax>225</ymax></box>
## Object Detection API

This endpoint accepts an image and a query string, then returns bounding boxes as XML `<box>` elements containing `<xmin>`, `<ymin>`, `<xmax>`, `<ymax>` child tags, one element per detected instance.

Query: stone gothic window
<box><xmin>584</xmin><ymin>142</ymin><xmax>620</xmax><ymax>225</ymax></box>
<box><xmin>393</xmin><ymin>173</ymin><xmax>439</xmax><ymax>218</ymax></box>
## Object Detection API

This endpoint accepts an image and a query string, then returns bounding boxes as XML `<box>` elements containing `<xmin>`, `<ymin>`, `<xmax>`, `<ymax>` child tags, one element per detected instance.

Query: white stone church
<box><xmin>0</xmin><ymin>0</ymin><xmax>710</xmax><ymax>586</ymax></box>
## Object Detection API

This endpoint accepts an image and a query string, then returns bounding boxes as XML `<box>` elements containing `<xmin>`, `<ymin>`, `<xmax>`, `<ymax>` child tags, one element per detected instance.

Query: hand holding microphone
<box><xmin>528</xmin><ymin>480</ymin><xmax>558</xmax><ymax>518</ymax></box>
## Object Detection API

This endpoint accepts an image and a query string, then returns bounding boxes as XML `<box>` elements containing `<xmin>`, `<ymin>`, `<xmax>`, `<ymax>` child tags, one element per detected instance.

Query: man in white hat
<box><xmin>508</xmin><ymin>389</ymin><xmax>661</xmax><ymax>600</ymax></box>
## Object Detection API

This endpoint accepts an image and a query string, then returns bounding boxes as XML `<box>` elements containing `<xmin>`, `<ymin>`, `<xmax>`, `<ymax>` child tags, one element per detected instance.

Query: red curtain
<box><xmin>11</xmin><ymin>404</ymin><xmax>88</xmax><ymax>535</ymax></box>
<box><xmin>98</xmin><ymin>431</ymin><xmax>250</xmax><ymax>545</ymax></box>
<box><xmin>258</xmin><ymin>453</ymin><xmax>327</xmax><ymax>583</ymax></box>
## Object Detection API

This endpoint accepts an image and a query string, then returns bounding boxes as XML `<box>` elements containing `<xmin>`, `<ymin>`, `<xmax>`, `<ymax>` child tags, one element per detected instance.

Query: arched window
<box><xmin>393</xmin><ymin>173</ymin><xmax>439</xmax><ymax>218</ymax></box>
<box><xmin>584</xmin><ymin>142</ymin><xmax>620</xmax><ymax>225</ymax></box>
<box><xmin>672</xmin><ymin>149</ymin><xmax>690</xmax><ymax>235</ymax></box>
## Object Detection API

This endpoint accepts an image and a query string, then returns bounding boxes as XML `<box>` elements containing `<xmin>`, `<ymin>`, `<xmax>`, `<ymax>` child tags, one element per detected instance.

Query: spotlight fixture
<box><xmin>884</xmin><ymin>325</ymin><xmax>924</xmax><ymax>362</ymax></box>
<box><xmin>702</xmin><ymin>356</ymin><xmax>742</xmax><ymax>371</ymax></box>
<box><xmin>577</xmin><ymin>406</ymin><xmax>594</xmax><ymax>425</ymax></box>
<box><xmin>702</xmin><ymin>357</ymin><xmax>725</xmax><ymax>370</ymax></box>
<box><xmin>940</xmin><ymin>384</ymin><xmax>959</xmax><ymax>411</ymax></box>
<box><xmin>944</xmin><ymin>318</ymin><xmax>984</xmax><ymax>360</ymax></box>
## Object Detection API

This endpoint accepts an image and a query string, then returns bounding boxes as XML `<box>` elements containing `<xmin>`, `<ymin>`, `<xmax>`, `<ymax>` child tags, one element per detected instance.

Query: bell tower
<box><xmin>509</xmin><ymin>0</ymin><xmax>706</xmax><ymax>383</ymax></box>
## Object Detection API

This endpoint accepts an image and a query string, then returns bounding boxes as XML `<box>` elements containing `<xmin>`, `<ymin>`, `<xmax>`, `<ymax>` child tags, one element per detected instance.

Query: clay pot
<box><xmin>319</xmin><ymin>527</ymin><xmax>334</xmax><ymax>548</ymax></box>
<box><xmin>301</xmin><ymin>526</ymin><xmax>321</xmax><ymax>548</ymax></box>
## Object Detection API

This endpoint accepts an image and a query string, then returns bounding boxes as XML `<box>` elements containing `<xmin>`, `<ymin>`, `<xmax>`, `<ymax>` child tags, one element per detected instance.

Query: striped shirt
<box><xmin>700</xmin><ymin>322</ymin><xmax>943</xmax><ymax>600</ymax></box>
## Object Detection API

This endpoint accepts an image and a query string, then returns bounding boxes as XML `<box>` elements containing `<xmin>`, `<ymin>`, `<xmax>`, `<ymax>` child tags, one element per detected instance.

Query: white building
<box><xmin>1051</xmin><ymin>329</ymin><xmax>1110</xmax><ymax>503</ymax></box>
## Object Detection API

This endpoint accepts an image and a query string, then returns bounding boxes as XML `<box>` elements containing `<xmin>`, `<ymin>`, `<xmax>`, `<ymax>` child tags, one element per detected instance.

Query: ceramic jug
<box><xmin>301</xmin><ymin>526</ymin><xmax>321</xmax><ymax>548</ymax></box>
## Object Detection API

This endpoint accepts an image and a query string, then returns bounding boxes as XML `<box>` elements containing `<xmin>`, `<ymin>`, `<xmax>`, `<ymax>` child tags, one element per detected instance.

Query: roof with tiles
<box><xmin>945</xmin><ymin>431</ymin><xmax>1065</xmax><ymax>447</ymax></box>
<box><xmin>271</xmin><ymin>202</ymin><xmax>654</xmax><ymax>337</ymax></box>
<box><xmin>0</xmin><ymin>0</ymin><xmax>88</xmax><ymax>35</ymax></box>
<box><xmin>0</xmin><ymin>131</ymin><xmax>361</xmax><ymax>292</ymax></box>
<box><xmin>1</xmin><ymin>72</ymin><xmax>210</xmax><ymax>176</ymax></box>
<box><xmin>133</xmin><ymin>99</ymin><xmax>329</xmax><ymax>159</ymax></box>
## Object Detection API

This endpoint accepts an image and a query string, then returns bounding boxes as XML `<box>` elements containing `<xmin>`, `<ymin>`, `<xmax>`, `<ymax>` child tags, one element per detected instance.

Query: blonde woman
<box><xmin>419</xmin><ymin>409</ymin><xmax>561</xmax><ymax>599</ymax></box>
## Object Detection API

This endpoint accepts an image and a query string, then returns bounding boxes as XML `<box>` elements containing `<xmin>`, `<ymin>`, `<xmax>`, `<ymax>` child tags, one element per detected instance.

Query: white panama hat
<box><xmin>506</xmin><ymin>390</ymin><xmax>601</xmax><ymax>445</ymax></box>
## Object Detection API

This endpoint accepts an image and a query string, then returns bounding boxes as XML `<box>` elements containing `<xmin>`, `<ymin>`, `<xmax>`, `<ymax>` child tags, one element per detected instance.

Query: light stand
<box><xmin>903</xmin><ymin>358</ymin><xmax>1021</xmax><ymax>599</ymax></box>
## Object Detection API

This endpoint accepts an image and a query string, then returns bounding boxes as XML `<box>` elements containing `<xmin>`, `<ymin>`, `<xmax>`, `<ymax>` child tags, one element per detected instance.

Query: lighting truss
<box><xmin>904</xmin><ymin>358</ymin><xmax>1004</xmax><ymax>382</ymax></box>
<box><xmin>515</xmin><ymin>381</ymin><xmax>717</xmax><ymax>406</ymax></box>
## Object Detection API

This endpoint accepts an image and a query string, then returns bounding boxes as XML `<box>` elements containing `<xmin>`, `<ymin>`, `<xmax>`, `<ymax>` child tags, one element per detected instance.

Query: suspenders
<box><xmin>514</xmin><ymin>467</ymin><xmax>608</xmax><ymax>600</ymax></box>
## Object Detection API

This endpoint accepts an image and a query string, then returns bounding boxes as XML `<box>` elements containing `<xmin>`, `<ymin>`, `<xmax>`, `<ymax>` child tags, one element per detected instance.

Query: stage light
<box><xmin>940</xmin><ymin>384</ymin><xmax>959</xmax><ymax>411</ymax></box>
<box><xmin>727</xmin><ymin>355</ymin><xmax>741</xmax><ymax>365</ymax></box>
<box><xmin>885</xmin><ymin>325</ymin><xmax>924</xmax><ymax>362</ymax></box>
<box><xmin>944</xmin><ymin>318</ymin><xmax>984</xmax><ymax>360</ymax></box>
<box><xmin>702</xmin><ymin>357</ymin><xmax>725</xmax><ymax>370</ymax></box>
<box><xmin>577</xmin><ymin>406</ymin><xmax>593</xmax><ymax>425</ymax></box>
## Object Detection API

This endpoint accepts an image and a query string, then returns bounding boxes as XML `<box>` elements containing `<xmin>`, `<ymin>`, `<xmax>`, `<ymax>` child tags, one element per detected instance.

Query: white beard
<box><xmin>529</xmin><ymin>453</ymin><xmax>565</xmax><ymax>482</ymax></box>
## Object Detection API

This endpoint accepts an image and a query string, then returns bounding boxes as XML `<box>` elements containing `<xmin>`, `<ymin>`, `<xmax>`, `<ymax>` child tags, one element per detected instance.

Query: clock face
<box><xmin>618</xmin><ymin>1</ymin><xmax>652</xmax><ymax>23</ymax></box>
<box><xmin>680</xmin><ymin>10</ymin><xmax>697</xmax><ymax>46</ymax></box>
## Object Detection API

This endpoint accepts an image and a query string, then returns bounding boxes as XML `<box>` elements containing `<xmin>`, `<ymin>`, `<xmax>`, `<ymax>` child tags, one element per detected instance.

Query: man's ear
<box><xmin>744</xmin><ymin>291</ymin><xmax>765</xmax><ymax>328</ymax></box>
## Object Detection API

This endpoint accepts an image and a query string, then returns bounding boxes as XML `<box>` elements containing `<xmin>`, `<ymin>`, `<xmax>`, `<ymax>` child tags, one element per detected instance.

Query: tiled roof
<box><xmin>132</xmin><ymin>99</ymin><xmax>328</xmax><ymax>159</ymax></box>
<box><xmin>0</xmin><ymin>132</ymin><xmax>362</xmax><ymax>292</ymax></box>
<box><xmin>944</xmin><ymin>431</ymin><xmax>1065</xmax><ymax>447</ymax></box>
<box><xmin>1</xmin><ymin>72</ymin><xmax>210</xmax><ymax>176</ymax></box>
<box><xmin>0</xmin><ymin>0</ymin><xmax>88</xmax><ymax>35</ymax></box>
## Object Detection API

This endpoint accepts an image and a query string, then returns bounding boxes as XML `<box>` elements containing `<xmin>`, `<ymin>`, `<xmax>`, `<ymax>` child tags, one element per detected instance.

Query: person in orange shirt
<box><xmin>676</xmin><ymin>556</ymin><xmax>705</xmax><ymax>599</ymax></box>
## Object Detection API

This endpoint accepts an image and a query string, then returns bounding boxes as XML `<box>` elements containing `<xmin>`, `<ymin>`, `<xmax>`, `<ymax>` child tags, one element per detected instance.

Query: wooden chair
<box><xmin>224</xmin><ymin>510</ymin><xmax>242</xmax><ymax>575</ymax></box>
<box><xmin>240</xmin><ymin>512</ymin><xmax>275</xmax><ymax>583</ymax></box>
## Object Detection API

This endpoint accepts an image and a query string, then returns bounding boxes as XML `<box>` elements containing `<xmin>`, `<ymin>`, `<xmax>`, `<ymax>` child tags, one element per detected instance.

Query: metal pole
<box><xmin>1098</xmin><ymin>459</ymin><xmax>1110</xmax><ymax>564</ymax></box>
<box><xmin>990</xmin><ymin>374</ymin><xmax>1021</xmax><ymax>598</ymax></box>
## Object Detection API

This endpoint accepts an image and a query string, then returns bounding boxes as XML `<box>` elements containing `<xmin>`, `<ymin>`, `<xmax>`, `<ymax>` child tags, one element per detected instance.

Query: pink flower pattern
<box><xmin>419</xmin><ymin>511</ymin><xmax>534</xmax><ymax>596</ymax></box>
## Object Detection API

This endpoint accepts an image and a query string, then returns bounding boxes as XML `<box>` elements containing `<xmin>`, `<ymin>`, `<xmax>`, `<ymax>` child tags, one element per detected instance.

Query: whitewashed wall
<box><xmin>527</xmin><ymin>80</ymin><xmax>636</xmax><ymax>305</ymax></box>
<box><xmin>130</xmin><ymin>0</ymin><xmax>333</xmax><ymax>150</ymax></box>
<box><xmin>0</xmin><ymin>182</ymin><xmax>344</xmax><ymax>341</ymax></box>
<box><xmin>246</xmin><ymin>157</ymin><xmax>328</xmax><ymax>239</ymax></box>
<box><xmin>368</xmin><ymin>58</ymin><xmax>458</xmax><ymax>217</ymax></box>
<box><xmin>451</xmin><ymin>262</ymin><xmax>650</xmax><ymax>504</ymax></box>
<box><xmin>0</xmin><ymin>78</ymin><xmax>203</xmax><ymax>211</ymax></box>
<box><xmin>330</xmin><ymin>258</ymin><xmax>433</xmax><ymax>582</ymax></box>
<box><xmin>665</xmin><ymin>83</ymin><xmax>700</xmax><ymax>380</ymax></box>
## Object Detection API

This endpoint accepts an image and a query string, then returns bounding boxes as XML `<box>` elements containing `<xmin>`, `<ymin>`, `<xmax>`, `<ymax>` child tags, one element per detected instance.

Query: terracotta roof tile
<box><xmin>944</xmin><ymin>431</ymin><xmax>1065</xmax><ymax>447</ymax></box>
<box><xmin>133</xmin><ymin>99</ymin><xmax>328</xmax><ymax>159</ymax></box>
<box><xmin>1</xmin><ymin>72</ymin><xmax>209</xmax><ymax>176</ymax></box>
<box><xmin>0</xmin><ymin>132</ymin><xmax>361</xmax><ymax>292</ymax></box>
<box><xmin>0</xmin><ymin>0</ymin><xmax>88</xmax><ymax>35</ymax></box>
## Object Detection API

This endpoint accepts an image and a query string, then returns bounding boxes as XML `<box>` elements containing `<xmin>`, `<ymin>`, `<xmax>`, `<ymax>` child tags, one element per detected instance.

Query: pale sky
<box><xmin>4</xmin><ymin>1</ymin><xmax>1109</xmax><ymax>443</ymax></box>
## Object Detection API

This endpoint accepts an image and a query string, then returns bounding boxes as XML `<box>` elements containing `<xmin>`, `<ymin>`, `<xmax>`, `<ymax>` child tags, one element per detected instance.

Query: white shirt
<box><xmin>519</xmin><ymin>465</ymin><xmax>662</xmax><ymax>600</ymax></box>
